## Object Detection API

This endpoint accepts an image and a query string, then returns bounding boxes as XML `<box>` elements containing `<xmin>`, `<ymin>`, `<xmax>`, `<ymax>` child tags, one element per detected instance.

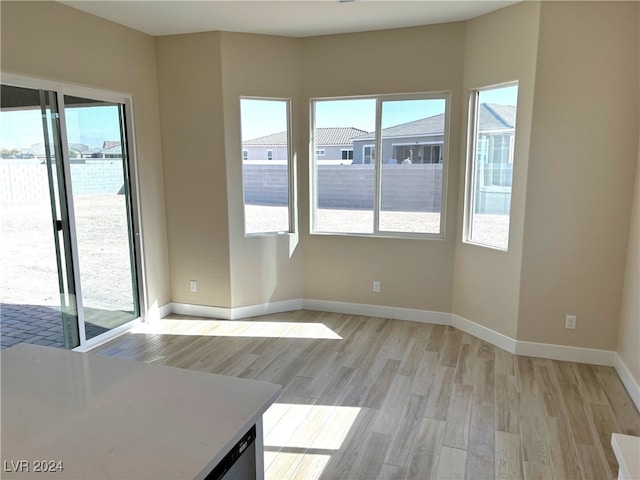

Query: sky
<box><xmin>0</xmin><ymin>105</ymin><xmax>122</xmax><ymax>150</ymax></box>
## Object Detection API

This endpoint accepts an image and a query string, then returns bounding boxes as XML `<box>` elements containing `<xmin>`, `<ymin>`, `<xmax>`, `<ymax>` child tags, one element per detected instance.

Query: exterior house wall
<box><xmin>244</xmin><ymin>146</ymin><xmax>288</xmax><ymax>161</ymax></box>
<box><xmin>315</xmin><ymin>145</ymin><xmax>351</xmax><ymax>161</ymax></box>
<box><xmin>352</xmin><ymin>134</ymin><xmax>445</xmax><ymax>164</ymax></box>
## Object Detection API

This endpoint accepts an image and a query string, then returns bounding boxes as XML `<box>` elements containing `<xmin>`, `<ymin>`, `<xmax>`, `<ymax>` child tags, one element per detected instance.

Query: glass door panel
<box><xmin>0</xmin><ymin>84</ymin><xmax>79</xmax><ymax>349</ymax></box>
<box><xmin>63</xmin><ymin>95</ymin><xmax>139</xmax><ymax>339</ymax></box>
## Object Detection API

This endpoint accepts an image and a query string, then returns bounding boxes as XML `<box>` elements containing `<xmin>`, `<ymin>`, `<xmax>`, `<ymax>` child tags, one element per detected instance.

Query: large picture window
<box><xmin>464</xmin><ymin>83</ymin><xmax>518</xmax><ymax>250</ymax></box>
<box><xmin>311</xmin><ymin>93</ymin><xmax>450</xmax><ymax>238</ymax></box>
<box><xmin>240</xmin><ymin>97</ymin><xmax>293</xmax><ymax>235</ymax></box>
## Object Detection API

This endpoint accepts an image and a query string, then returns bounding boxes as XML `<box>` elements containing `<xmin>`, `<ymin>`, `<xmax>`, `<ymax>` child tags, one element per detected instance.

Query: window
<box><xmin>240</xmin><ymin>97</ymin><xmax>293</xmax><ymax>235</ymax></box>
<box><xmin>363</xmin><ymin>145</ymin><xmax>375</xmax><ymax>165</ymax></box>
<box><xmin>311</xmin><ymin>93</ymin><xmax>449</xmax><ymax>237</ymax></box>
<box><xmin>316</xmin><ymin>149</ymin><xmax>325</xmax><ymax>157</ymax></box>
<box><xmin>464</xmin><ymin>83</ymin><xmax>518</xmax><ymax>250</ymax></box>
<box><xmin>341</xmin><ymin>149</ymin><xmax>354</xmax><ymax>161</ymax></box>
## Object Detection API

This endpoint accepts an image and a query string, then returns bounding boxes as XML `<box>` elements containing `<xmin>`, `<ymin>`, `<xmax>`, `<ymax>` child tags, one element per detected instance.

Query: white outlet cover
<box><xmin>565</xmin><ymin>315</ymin><xmax>576</xmax><ymax>329</ymax></box>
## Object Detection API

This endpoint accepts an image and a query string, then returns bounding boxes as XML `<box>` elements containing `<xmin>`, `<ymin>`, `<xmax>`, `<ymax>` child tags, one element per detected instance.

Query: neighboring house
<box><xmin>312</xmin><ymin>127</ymin><xmax>368</xmax><ymax>163</ymax></box>
<box><xmin>242</xmin><ymin>131</ymin><xmax>288</xmax><ymax>161</ymax></box>
<box><xmin>69</xmin><ymin>143</ymin><xmax>90</xmax><ymax>158</ymax></box>
<box><xmin>19</xmin><ymin>141</ymin><xmax>122</xmax><ymax>160</ymax></box>
<box><xmin>99</xmin><ymin>143</ymin><xmax>122</xmax><ymax>158</ymax></box>
<box><xmin>474</xmin><ymin>103</ymin><xmax>516</xmax><ymax>188</ymax></box>
<box><xmin>351</xmin><ymin>114</ymin><xmax>446</xmax><ymax>165</ymax></box>
<box><xmin>242</xmin><ymin>127</ymin><xmax>368</xmax><ymax>162</ymax></box>
<box><xmin>351</xmin><ymin>103</ymin><xmax>516</xmax><ymax>173</ymax></box>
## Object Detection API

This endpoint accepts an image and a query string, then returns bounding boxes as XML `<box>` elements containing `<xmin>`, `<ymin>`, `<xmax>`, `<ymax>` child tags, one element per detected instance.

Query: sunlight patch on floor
<box><xmin>130</xmin><ymin>319</ymin><xmax>342</xmax><ymax>339</ymax></box>
<box><xmin>263</xmin><ymin>403</ymin><xmax>361</xmax><ymax>480</ymax></box>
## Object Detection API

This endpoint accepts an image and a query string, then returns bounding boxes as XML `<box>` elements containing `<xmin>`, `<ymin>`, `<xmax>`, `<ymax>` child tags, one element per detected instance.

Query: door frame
<box><xmin>1</xmin><ymin>72</ymin><xmax>148</xmax><ymax>351</ymax></box>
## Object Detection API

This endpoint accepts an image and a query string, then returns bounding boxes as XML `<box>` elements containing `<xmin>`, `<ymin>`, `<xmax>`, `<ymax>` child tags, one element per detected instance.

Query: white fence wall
<box><xmin>0</xmin><ymin>161</ymin><xmax>125</xmax><ymax>201</ymax></box>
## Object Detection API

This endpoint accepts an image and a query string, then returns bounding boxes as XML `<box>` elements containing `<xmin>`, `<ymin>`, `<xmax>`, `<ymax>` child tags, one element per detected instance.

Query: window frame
<box><xmin>463</xmin><ymin>81</ymin><xmax>518</xmax><ymax>251</ymax></box>
<box><xmin>240</xmin><ymin>96</ymin><xmax>295</xmax><ymax>237</ymax></box>
<box><xmin>310</xmin><ymin>92</ymin><xmax>451</xmax><ymax>240</ymax></box>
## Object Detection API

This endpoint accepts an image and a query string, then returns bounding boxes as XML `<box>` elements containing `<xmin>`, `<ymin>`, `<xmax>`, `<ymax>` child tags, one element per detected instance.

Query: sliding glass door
<box><xmin>0</xmin><ymin>84</ymin><xmax>79</xmax><ymax>349</ymax></box>
<box><xmin>0</xmin><ymin>80</ymin><xmax>141</xmax><ymax>350</ymax></box>
<box><xmin>63</xmin><ymin>95</ymin><xmax>139</xmax><ymax>339</ymax></box>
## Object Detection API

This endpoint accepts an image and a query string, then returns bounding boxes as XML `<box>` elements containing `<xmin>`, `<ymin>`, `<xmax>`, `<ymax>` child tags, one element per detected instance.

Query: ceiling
<box><xmin>57</xmin><ymin>1</ymin><xmax>520</xmax><ymax>38</ymax></box>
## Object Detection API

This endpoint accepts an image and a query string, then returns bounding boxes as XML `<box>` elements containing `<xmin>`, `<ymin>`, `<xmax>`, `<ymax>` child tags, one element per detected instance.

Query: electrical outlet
<box><xmin>565</xmin><ymin>315</ymin><xmax>576</xmax><ymax>330</ymax></box>
<box><xmin>190</xmin><ymin>280</ymin><xmax>197</xmax><ymax>293</ymax></box>
<box><xmin>373</xmin><ymin>281</ymin><xmax>381</xmax><ymax>293</ymax></box>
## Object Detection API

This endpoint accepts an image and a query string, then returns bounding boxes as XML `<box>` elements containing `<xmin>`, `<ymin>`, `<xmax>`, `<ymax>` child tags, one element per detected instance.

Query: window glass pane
<box><xmin>240</xmin><ymin>98</ymin><xmax>291</xmax><ymax>234</ymax></box>
<box><xmin>468</xmin><ymin>84</ymin><xmax>518</xmax><ymax>250</ymax></box>
<box><xmin>313</xmin><ymin>98</ymin><xmax>375</xmax><ymax>234</ymax></box>
<box><xmin>378</xmin><ymin>98</ymin><xmax>446</xmax><ymax>234</ymax></box>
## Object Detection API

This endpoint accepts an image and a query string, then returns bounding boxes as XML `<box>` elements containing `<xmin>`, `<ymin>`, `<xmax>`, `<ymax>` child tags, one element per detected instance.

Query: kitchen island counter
<box><xmin>1</xmin><ymin>343</ymin><xmax>281</xmax><ymax>479</ymax></box>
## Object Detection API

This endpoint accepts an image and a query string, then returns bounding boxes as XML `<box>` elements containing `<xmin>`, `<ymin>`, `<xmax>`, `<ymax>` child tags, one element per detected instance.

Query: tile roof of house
<box><xmin>315</xmin><ymin>127</ymin><xmax>369</xmax><ymax>146</ymax></box>
<box><xmin>243</xmin><ymin>131</ymin><xmax>288</xmax><ymax>147</ymax></box>
<box><xmin>351</xmin><ymin>103</ymin><xmax>516</xmax><ymax>141</ymax></box>
<box><xmin>242</xmin><ymin>104</ymin><xmax>515</xmax><ymax>147</ymax></box>
<box><xmin>351</xmin><ymin>114</ymin><xmax>446</xmax><ymax>141</ymax></box>
<box><xmin>243</xmin><ymin>127</ymin><xmax>369</xmax><ymax>147</ymax></box>
<box><xmin>102</xmin><ymin>145</ymin><xmax>122</xmax><ymax>155</ymax></box>
<box><xmin>479</xmin><ymin>103</ymin><xmax>516</xmax><ymax>130</ymax></box>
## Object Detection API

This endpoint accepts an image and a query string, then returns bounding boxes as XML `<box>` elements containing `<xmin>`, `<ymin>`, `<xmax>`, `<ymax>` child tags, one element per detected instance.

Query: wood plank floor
<box><xmin>93</xmin><ymin>310</ymin><xmax>640</xmax><ymax>480</ymax></box>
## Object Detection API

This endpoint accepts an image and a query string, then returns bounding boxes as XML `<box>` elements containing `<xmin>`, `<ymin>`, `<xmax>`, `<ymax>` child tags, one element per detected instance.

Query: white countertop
<box><xmin>1</xmin><ymin>343</ymin><xmax>281</xmax><ymax>479</ymax></box>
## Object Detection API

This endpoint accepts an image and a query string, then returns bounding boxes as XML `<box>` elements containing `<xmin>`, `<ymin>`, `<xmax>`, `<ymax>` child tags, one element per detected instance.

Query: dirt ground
<box><xmin>245</xmin><ymin>204</ymin><xmax>510</xmax><ymax>246</ymax></box>
<box><xmin>1</xmin><ymin>195</ymin><xmax>135</xmax><ymax>312</ymax></box>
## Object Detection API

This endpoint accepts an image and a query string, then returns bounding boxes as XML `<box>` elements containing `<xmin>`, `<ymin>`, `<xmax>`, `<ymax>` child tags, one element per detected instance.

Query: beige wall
<box><xmin>5</xmin><ymin>2</ymin><xmax>639</xmax><ymax>361</ymax></box>
<box><xmin>0</xmin><ymin>1</ymin><xmax>171</xmax><ymax>313</ymax></box>
<box><xmin>219</xmin><ymin>32</ymin><xmax>304</xmax><ymax>307</ymax></box>
<box><xmin>300</xmin><ymin>24</ymin><xmax>465</xmax><ymax>312</ymax></box>
<box><xmin>156</xmin><ymin>32</ymin><xmax>232</xmax><ymax>307</ymax></box>
<box><xmin>616</xmin><ymin>4</ymin><xmax>640</xmax><ymax>384</ymax></box>
<box><xmin>518</xmin><ymin>1</ymin><xmax>639</xmax><ymax>350</ymax></box>
<box><xmin>452</xmin><ymin>1</ymin><xmax>541</xmax><ymax>339</ymax></box>
<box><xmin>617</xmin><ymin>143</ymin><xmax>639</xmax><ymax>383</ymax></box>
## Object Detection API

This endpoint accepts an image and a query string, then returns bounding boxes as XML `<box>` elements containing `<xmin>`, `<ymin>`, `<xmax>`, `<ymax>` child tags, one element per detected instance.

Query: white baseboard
<box><xmin>516</xmin><ymin>340</ymin><xmax>616</xmax><ymax>366</ymax></box>
<box><xmin>451</xmin><ymin>314</ymin><xmax>616</xmax><ymax>366</ymax></box>
<box><xmin>143</xmin><ymin>302</ymin><xmax>173</xmax><ymax>322</ymax></box>
<box><xmin>230</xmin><ymin>299</ymin><xmax>304</xmax><ymax>320</ymax></box>
<box><xmin>302</xmin><ymin>299</ymin><xmax>450</xmax><ymax>325</ymax></box>
<box><xmin>450</xmin><ymin>314</ymin><xmax>516</xmax><ymax>354</ymax></box>
<box><xmin>171</xmin><ymin>302</ymin><xmax>231</xmax><ymax>320</ymax></box>
<box><xmin>615</xmin><ymin>354</ymin><xmax>640</xmax><ymax>412</ymax></box>
<box><xmin>169</xmin><ymin>299</ymin><xmax>304</xmax><ymax>321</ymax></box>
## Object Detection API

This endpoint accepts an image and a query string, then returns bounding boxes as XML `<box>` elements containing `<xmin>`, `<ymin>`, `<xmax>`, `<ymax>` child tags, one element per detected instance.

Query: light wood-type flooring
<box><xmin>93</xmin><ymin>310</ymin><xmax>640</xmax><ymax>480</ymax></box>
